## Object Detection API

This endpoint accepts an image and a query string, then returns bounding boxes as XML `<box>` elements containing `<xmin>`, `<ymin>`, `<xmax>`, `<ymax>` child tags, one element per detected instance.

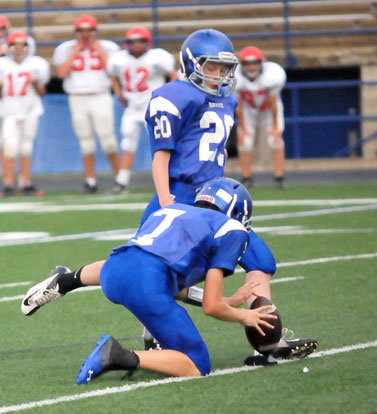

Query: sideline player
<box><xmin>0</xmin><ymin>31</ymin><xmax>50</xmax><ymax>196</ymax></box>
<box><xmin>0</xmin><ymin>15</ymin><xmax>36</xmax><ymax>188</ymax></box>
<box><xmin>235</xmin><ymin>46</ymin><xmax>286</xmax><ymax>188</ymax></box>
<box><xmin>107</xmin><ymin>26</ymin><xmax>177</xmax><ymax>193</ymax></box>
<box><xmin>22</xmin><ymin>178</ymin><xmax>279</xmax><ymax>380</ymax></box>
<box><xmin>53</xmin><ymin>14</ymin><xmax>121</xmax><ymax>193</ymax></box>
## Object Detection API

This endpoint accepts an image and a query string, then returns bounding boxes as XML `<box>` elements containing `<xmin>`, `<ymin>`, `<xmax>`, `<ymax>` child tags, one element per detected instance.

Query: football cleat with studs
<box><xmin>21</xmin><ymin>265</ymin><xmax>71</xmax><ymax>316</ymax></box>
<box><xmin>268</xmin><ymin>338</ymin><xmax>318</xmax><ymax>360</ymax></box>
<box><xmin>76</xmin><ymin>334</ymin><xmax>139</xmax><ymax>385</ymax></box>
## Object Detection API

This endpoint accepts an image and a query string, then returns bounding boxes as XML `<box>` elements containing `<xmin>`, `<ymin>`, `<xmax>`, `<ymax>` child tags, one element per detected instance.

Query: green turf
<box><xmin>0</xmin><ymin>182</ymin><xmax>376</xmax><ymax>413</ymax></box>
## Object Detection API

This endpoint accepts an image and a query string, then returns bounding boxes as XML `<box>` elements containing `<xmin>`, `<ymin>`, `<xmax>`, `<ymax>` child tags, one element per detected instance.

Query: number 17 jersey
<box><xmin>145</xmin><ymin>79</ymin><xmax>238</xmax><ymax>186</ymax></box>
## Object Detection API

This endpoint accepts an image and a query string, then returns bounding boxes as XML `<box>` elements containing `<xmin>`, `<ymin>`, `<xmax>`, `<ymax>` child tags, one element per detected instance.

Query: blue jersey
<box><xmin>145</xmin><ymin>79</ymin><xmax>238</xmax><ymax>186</ymax></box>
<box><xmin>112</xmin><ymin>204</ymin><xmax>248</xmax><ymax>293</ymax></box>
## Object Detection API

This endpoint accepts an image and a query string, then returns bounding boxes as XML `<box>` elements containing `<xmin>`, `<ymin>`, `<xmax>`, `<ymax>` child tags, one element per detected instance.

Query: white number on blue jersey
<box><xmin>154</xmin><ymin>115</ymin><xmax>172</xmax><ymax>139</ymax></box>
<box><xmin>199</xmin><ymin>112</ymin><xmax>233</xmax><ymax>166</ymax></box>
<box><xmin>131</xmin><ymin>208</ymin><xmax>186</xmax><ymax>246</ymax></box>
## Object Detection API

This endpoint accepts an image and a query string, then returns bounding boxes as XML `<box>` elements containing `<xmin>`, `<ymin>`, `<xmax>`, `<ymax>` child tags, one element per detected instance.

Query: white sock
<box><xmin>86</xmin><ymin>177</ymin><xmax>97</xmax><ymax>187</ymax></box>
<box><xmin>116</xmin><ymin>169</ymin><xmax>131</xmax><ymax>186</ymax></box>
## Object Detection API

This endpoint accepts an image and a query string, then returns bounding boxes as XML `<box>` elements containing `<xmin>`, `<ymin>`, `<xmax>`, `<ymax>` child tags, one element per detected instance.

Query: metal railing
<box><xmin>2</xmin><ymin>0</ymin><xmax>377</xmax><ymax>158</ymax></box>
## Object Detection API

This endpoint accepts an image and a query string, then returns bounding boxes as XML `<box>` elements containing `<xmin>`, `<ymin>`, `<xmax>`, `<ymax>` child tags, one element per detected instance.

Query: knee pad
<box><xmin>3</xmin><ymin>138</ymin><xmax>18</xmax><ymax>158</ymax></box>
<box><xmin>238</xmin><ymin>132</ymin><xmax>255</xmax><ymax>153</ymax></box>
<box><xmin>98</xmin><ymin>134</ymin><xmax>119</xmax><ymax>155</ymax></box>
<box><xmin>268</xmin><ymin>134</ymin><xmax>285</xmax><ymax>150</ymax></box>
<box><xmin>78</xmin><ymin>135</ymin><xmax>96</xmax><ymax>156</ymax></box>
<box><xmin>120</xmin><ymin>135</ymin><xmax>139</xmax><ymax>153</ymax></box>
<box><xmin>19</xmin><ymin>135</ymin><xmax>35</xmax><ymax>157</ymax></box>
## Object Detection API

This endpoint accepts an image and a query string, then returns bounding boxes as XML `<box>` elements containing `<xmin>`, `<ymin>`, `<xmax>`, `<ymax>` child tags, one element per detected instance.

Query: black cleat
<box><xmin>82</xmin><ymin>182</ymin><xmax>98</xmax><ymax>194</ymax></box>
<box><xmin>269</xmin><ymin>338</ymin><xmax>318</xmax><ymax>360</ymax></box>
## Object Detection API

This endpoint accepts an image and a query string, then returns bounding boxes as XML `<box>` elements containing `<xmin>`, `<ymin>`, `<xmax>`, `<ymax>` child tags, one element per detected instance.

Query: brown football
<box><xmin>244</xmin><ymin>296</ymin><xmax>282</xmax><ymax>355</ymax></box>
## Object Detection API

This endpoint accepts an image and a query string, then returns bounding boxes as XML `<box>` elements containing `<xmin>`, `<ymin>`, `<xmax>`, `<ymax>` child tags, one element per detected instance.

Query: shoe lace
<box><xmin>281</xmin><ymin>327</ymin><xmax>295</xmax><ymax>340</ymax></box>
<box><xmin>30</xmin><ymin>287</ymin><xmax>60</xmax><ymax>305</ymax></box>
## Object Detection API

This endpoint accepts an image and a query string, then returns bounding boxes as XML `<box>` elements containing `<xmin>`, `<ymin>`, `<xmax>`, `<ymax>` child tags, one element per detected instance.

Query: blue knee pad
<box><xmin>239</xmin><ymin>230</ymin><xmax>277</xmax><ymax>275</ymax></box>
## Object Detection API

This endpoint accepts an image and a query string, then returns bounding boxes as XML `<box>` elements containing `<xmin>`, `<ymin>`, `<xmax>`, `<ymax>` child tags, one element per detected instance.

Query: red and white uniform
<box><xmin>53</xmin><ymin>39</ymin><xmax>120</xmax><ymax>156</ymax></box>
<box><xmin>235</xmin><ymin>61</ymin><xmax>286</xmax><ymax>152</ymax></box>
<box><xmin>53</xmin><ymin>39</ymin><xmax>119</xmax><ymax>94</ymax></box>
<box><xmin>107</xmin><ymin>47</ymin><xmax>175</xmax><ymax>152</ymax></box>
<box><xmin>0</xmin><ymin>54</ymin><xmax>50</xmax><ymax>157</ymax></box>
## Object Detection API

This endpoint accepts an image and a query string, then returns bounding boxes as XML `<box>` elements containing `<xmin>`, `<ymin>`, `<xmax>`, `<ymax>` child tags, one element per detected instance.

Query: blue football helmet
<box><xmin>179</xmin><ymin>29</ymin><xmax>239</xmax><ymax>97</ymax></box>
<box><xmin>195</xmin><ymin>177</ymin><xmax>252</xmax><ymax>230</ymax></box>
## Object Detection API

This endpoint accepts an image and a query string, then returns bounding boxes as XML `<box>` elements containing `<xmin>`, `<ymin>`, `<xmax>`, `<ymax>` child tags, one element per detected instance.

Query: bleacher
<box><xmin>1</xmin><ymin>0</ymin><xmax>377</xmax><ymax>70</ymax></box>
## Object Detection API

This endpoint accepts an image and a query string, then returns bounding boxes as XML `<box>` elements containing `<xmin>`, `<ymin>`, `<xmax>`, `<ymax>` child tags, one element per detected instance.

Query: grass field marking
<box><xmin>0</xmin><ymin>276</ymin><xmax>300</xmax><ymax>304</ymax></box>
<box><xmin>0</xmin><ymin>281</ymin><xmax>31</xmax><ymax>289</ymax></box>
<box><xmin>253</xmin><ymin>198</ymin><xmax>377</xmax><ymax>207</ymax></box>
<box><xmin>253</xmin><ymin>203</ymin><xmax>377</xmax><ymax>222</ymax></box>
<box><xmin>234</xmin><ymin>251</ymin><xmax>377</xmax><ymax>274</ymax></box>
<box><xmin>277</xmin><ymin>252</ymin><xmax>377</xmax><ymax>268</ymax></box>
<box><xmin>1</xmin><ymin>199</ymin><xmax>376</xmax><ymax>215</ymax></box>
<box><xmin>0</xmin><ymin>340</ymin><xmax>376</xmax><ymax>414</ymax></box>
<box><xmin>0</xmin><ymin>228</ymin><xmax>139</xmax><ymax>247</ymax></box>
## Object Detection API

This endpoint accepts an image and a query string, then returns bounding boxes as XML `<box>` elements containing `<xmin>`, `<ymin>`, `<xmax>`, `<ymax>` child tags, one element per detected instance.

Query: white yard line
<box><xmin>0</xmin><ymin>277</ymin><xmax>303</xmax><ymax>303</ymax></box>
<box><xmin>0</xmin><ymin>286</ymin><xmax>102</xmax><ymax>303</ymax></box>
<box><xmin>252</xmin><ymin>203</ymin><xmax>377</xmax><ymax>222</ymax></box>
<box><xmin>234</xmin><ymin>251</ymin><xmax>377</xmax><ymax>274</ymax></box>
<box><xmin>1</xmin><ymin>202</ymin><xmax>376</xmax><ymax>248</ymax></box>
<box><xmin>4</xmin><ymin>250</ymin><xmax>377</xmax><ymax>301</ymax></box>
<box><xmin>0</xmin><ymin>281</ymin><xmax>31</xmax><ymax>289</ymax></box>
<box><xmin>0</xmin><ymin>339</ymin><xmax>375</xmax><ymax>414</ymax></box>
<box><xmin>0</xmin><ymin>199</ymin><xmax>376</xmax><ymax>214</ymax></box>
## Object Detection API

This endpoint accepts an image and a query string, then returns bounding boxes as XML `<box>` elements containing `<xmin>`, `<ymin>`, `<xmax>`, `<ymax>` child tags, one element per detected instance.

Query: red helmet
<box><xmin>0</xmin><ymin>15</ymin><xmax>10</xmax><ymax>29</ymax></box>
<box><xmin>74</xmin><ymin>14</ymin><xmax>97</xmax><ymax>30</ymax></box>
<box><xmin>125</xmin><ymin>26</ymin><xmax>152</xmax><ymax>44</ymax></box>
<box><xmin>7</xmin><ymin>31</ymin><xmax>28</xmax><ymax>46</ymax></box>
<box><xmin>239</xmin><ymin>46</ymin><xmax>265</xmax><ymax>63</ymax></box>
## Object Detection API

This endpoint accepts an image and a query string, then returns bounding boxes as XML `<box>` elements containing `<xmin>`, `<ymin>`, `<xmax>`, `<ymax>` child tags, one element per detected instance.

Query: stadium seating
<box><xmin>2</xmin><ymin>0</ymin><xmax>377</xmax><ymax>69</ymax></box>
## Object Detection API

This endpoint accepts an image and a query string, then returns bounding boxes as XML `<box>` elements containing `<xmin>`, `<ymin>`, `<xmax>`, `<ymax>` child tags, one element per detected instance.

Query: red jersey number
<box><xmin>241</xmin><ymin>89</ymin><xmax>270</xmax><ymax>111</ymax></box>
<box><xmin>6</xmin><ymin>72</ymin><xmax>32</xmax><ymax>96</ymax></box>
<box><xmin>124</xmin><ymin>67</ymin><xmax>149</xmax><ymax>92</ymax></box>
<box><xmin>72</xmin><ymin>50</ymin><xmax>103</xmax><ymax>71</ymax></box>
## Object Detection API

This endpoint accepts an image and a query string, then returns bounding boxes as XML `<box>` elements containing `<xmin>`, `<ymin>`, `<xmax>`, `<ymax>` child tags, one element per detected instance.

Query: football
<box><xmin>244</xmin><ymin>296</ymin><xmax>282</xmax><ymax>355</ymax></box>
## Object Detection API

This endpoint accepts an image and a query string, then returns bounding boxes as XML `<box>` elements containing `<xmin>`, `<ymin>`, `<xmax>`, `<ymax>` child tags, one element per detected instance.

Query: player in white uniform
<box><xmin>53</xmin><ymin>14</ymin><xmax>121</xmax><ymax>193</ymax></box>
<box><xmin>107</xmin><ymin>26</ymin><xmax>177</xmax><ymax>193</ymax></box>
<box><xmin>0</xmin><ymin>16</ymin><xmax>36</xmax><ymax>187</ymax></box>
<box><xmin>0</xmin><ymin>31</ymin><xmax>50</xmax><ymax>196</ymax></box>
<box><xmin>235</xmin><ymin>46</ymin><xmax>287</xmax><ymax>188</ymax></box>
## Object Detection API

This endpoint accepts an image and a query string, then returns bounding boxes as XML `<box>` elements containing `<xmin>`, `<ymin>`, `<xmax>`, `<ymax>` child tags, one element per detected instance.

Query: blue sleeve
<box><xmin>209</xmin><ymin>229</ymin><xmax>249</xmax><ymax>276</ymax></box>
<box><xmin>238</xmin><ymin>230</ymin><xmax>276</xmax><ymax>275</ymax></box>
<box><xmin>145</xmin><ymin>81</ymin><xmax>195</xmax><ymax>156</ymax></box>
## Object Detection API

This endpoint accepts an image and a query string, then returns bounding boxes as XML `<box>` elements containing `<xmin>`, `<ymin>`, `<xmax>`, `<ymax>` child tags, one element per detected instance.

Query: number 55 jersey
<box><xmin>145</xmin><ymin>79</ymin><xmax>238</xmax><ymax>186</ymax></box>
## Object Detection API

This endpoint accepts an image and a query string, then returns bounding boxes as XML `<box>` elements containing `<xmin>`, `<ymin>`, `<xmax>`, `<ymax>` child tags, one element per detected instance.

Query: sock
<box><xmin>116</xmin><ymin>169</ymin><xmax>131</xmax><ymax>186</ymax></box>
<box><xmin>57</xmin><ymin>267</ymin><xmax>84</xmax><ymax>294</ymax></box>
<box><xmin>85</xmin><ymin>177</ymin><xmax>97</xmax><ymax>187</ymax></box>
<box><xmin>108</xmin><ymin>338</ymin><xmax>140</xmax><ymax>370</ymax></box>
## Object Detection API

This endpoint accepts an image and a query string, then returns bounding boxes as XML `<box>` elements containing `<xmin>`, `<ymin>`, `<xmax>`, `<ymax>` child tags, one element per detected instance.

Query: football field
<box><xmin>0</xmin><ymin>182</ymin><xmax>376</xmax><ymax>414</ymax></box>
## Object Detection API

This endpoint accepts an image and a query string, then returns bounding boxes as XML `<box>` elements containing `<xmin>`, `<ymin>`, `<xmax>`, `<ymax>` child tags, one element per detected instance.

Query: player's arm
<box><xmin>111</xmin><ymin>75</ymin><xmax>127</xmax><ymax>107</ymax></box>
<box><xmin>152</xmin><ymin>149</ymin><xmax>174</xmax><ymax>207</ymax></box>
<box><xmin>235</xmin><ymin>97</ymin><xmax>246</xmax><ymax>144</ymax></box>
<box><xmin>268</xmin><ymin>94</ymin><xmax>282</xmax><ymax>140</ymax></box>
<box><xmin>57</xmin><ymin>43</ymin><xmax>83</xmax><ymax>79</ymax></box>
<box><xmin>202</xmin><ymin>268</ymin><xmax>276</xmax><ymax>334</ymax></box>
